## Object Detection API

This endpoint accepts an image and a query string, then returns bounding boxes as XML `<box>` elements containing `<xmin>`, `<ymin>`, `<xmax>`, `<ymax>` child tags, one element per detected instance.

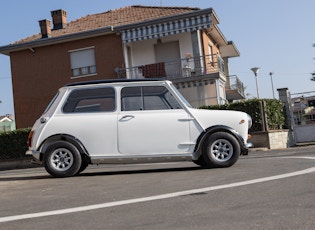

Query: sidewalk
<box><xmin>0</xmin><ymin>157</ymin><xmax>41</xmax><ymax>171</ymax></box>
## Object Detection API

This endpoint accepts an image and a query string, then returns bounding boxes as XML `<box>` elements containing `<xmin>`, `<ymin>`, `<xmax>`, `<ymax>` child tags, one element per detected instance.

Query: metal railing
<box><xmin>226</xmin><ymin>75</ymin><xmax>245</xmax><ymax>98</ymax></box>
<box><xmin>116</xmin><ymin>54</ymin><xmax>225</xmax><ymax>80</ymax></box>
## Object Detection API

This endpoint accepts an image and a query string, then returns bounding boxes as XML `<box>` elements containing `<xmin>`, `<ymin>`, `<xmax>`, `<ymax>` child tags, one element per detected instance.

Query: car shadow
<box><xmin>78</xmin><ymin>165</ymin><xmax>205</xmax><ymax>177</ymax></box>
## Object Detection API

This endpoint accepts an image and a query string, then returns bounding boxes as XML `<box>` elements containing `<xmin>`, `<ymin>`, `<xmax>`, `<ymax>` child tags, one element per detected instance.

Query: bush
<box><xmin>200</xmin><ymin>99</ymin><xmax>286</xmax><ymax>132</ymax></box>
<box><xmin>0</xmin><ymin>128</ymin><xmax>31</xmax><ymax>160</ymax></box>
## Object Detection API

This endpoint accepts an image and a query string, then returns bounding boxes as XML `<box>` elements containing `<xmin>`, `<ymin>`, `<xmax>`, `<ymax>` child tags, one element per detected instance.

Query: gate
<box><xmin>290</xmin><ymin>91</ymin><xmax>315</xmax><ymax>143</ymax></box>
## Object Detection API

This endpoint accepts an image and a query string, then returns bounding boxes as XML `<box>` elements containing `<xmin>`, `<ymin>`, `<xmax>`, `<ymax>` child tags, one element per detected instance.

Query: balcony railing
<box><xmin>116</xmin><ymin>54</ymin><xmax>225</xmax><ymax>80</ymax></box>
<box><xmin>225</xmin><ymin>75</ymin><xmax>245</xmax><ymax>100</ymax></box>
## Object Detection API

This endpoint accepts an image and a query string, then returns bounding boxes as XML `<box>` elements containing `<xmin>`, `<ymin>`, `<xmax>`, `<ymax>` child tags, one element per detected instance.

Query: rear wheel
<box><xmin>202</xmin><ymin>132</ymin><xmax>240</xmax><ymax>168</ymax></box>
<box><xmin>43</xmin><ymin>141</ymin><xmax>82</xmax><ymax>177</ymax></box>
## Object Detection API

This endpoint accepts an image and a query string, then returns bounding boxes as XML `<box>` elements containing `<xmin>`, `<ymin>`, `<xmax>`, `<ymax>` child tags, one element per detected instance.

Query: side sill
<box><xmin>90</xmin><ymin>154</ymin><xmax>193</xmax><ymax>164</ymax></box>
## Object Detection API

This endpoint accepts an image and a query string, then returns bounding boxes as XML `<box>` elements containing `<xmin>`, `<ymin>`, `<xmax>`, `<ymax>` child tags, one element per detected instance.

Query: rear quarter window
<box><xmin>63</xmin><ymin>87</ymin><xmax>116</xmax><ymax>113</ymax></box>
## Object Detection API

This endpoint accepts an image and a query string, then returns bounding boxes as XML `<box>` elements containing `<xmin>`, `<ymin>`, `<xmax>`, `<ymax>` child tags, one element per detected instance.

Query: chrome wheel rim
<box><xmin>208</xmin><ymin>139</ymin><xmax>233</xmax><ymax>162</ymax></box>
<box><xmin>50</xmin><ymin>148</ymin><xmax>74</xmax><ymax>171</ymax></box>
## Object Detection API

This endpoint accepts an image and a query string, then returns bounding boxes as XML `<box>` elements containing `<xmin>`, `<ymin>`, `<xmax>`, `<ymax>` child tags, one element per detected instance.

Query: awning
<box><xmin>121</xmin><ymin>13</ymin><xmax>212</xmax><ymax>43</ymax></box>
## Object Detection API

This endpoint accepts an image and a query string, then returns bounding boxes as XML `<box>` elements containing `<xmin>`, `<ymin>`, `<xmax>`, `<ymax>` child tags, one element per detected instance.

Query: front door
<box><xmin>118</xmin><ymin>85</ymin><xmax>191</xmax><ymax>155</ymax></box>
<box><xmin>155</xmin><ymin>41</ymin><xmax>181</xmax><ymax>78</ymax></box>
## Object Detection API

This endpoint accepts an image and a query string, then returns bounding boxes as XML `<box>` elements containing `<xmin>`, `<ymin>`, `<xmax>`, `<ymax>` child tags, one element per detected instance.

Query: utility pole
<box><xmin>269</xmin><ymin>72</ymin><xmax>275</xmax><ymax>98</ymax></box>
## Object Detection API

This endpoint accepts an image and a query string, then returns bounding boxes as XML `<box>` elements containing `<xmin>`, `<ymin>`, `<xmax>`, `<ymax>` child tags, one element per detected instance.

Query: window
<box><xmin>69</xmin><ymin>47</ymin><xmax>97</xmax><ymax>78</ymax></box>
<box><xmin>208</xmin><ymin>43</ymin><xmax>214</xmax><ymax>67</ymax></box>
<box><xmin>63</xmin><ymin>87</ymin><xmax>115</xmax><ymax>113</ymax></box>
<box><xmin>121</xmin><ymin>86</ymin><xmax>181</xmax><ymax>111</ymax></box>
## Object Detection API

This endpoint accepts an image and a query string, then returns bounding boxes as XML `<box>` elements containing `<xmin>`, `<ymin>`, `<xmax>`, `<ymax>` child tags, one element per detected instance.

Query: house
<box><xmin>292</xmin><ymin>96</ymin><xmax>315</xmax><ymax>125</ymax></box>
<box><xmin>0</xmin><ymin>114</ymin><xmax>16</xmax><ymax>132</ymax></box>
<box><xmin>0</xmin><ymin>5</ymin><xmax>245</xmax><ymax>128</ymax></box>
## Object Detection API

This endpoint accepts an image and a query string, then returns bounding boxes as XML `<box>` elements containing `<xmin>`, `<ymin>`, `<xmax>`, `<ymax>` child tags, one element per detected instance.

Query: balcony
<box><xmin>225</xmin><ymin>75</ymin><xmax>245</xmax><ymax>101</ymax></box>
<box><xmin>116</xmin><ymin>54</ymin><xmax>225</xmax><ymax>80</ymax></box>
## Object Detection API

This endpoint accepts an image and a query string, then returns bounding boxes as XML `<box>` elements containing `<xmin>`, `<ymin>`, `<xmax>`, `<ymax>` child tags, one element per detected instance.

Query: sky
<box><xmin>1</xmin><ymin>0</ymin><xmax>315</xmax><ymax>117</ymax></box>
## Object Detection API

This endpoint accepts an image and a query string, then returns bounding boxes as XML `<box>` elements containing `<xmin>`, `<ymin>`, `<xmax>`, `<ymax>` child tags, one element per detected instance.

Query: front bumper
<box><xmin>240</xmin><ymin>142</ymin><xmax>253</xmax><ymax>156</ymax></box>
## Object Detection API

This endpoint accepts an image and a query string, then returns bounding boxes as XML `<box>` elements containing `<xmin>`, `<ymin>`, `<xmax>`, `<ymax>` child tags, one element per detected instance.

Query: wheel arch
<box><xmin>38</xmin><ymin>134</ymin><xmax>90</xmax><ymax>162</ymax></box>
<box><xmin>193</xmin><ymin>125</ymin><xmax>246</xmax><ymax>160</ymax></box>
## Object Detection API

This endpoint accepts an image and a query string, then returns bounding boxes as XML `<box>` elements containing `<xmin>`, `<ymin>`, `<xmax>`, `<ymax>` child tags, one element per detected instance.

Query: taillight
<box><xmin>27</xmin><ymin>130</ymin><xmax>34</xmax><ymax>147</ymax></box>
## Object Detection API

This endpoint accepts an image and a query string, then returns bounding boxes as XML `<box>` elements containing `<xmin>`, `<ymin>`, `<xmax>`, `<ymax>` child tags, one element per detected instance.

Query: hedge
<box><xmin>200</xmin><ymin>99</ymin><xmax>286</xmax><ymax>132</ymax></box>
<box><xmin>0</xmin><ymin>128</ymin><xmax>31</xmax><ymax>160</ymax></box>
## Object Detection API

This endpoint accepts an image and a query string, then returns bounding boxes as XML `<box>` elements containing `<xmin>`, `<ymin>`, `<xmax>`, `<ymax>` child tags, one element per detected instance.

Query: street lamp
<box><xmin>269</xmin><ymin>72</ymin><xmax>275</xmax><ymax>98</ymax></box>
<box><xmin>251</xmin><ymin>67</ymin><xmax>260</xmax><ymax>99</ymax></box>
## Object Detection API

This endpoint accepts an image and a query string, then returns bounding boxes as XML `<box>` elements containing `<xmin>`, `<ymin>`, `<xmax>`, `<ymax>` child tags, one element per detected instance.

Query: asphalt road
<box><xmin>0</xmin><ymin>146</ymin><xmax>314</xmax><ymax>230</ymax></box>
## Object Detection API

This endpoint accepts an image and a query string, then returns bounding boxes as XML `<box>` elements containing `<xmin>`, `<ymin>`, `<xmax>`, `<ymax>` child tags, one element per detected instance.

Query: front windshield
<box><xmin>168</xmin><ymin>83</ymin><xmax>192</xmax><ymax>108</ymax></box>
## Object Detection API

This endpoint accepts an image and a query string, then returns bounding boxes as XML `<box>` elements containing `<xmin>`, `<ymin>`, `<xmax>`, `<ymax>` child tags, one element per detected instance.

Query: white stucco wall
<box><xmin>126</xmin><ymin>32</ymin><xmax>193</xmax><ymax>67</ymax></box>
<box><xmin>294</xmin><ymin>124</ymin><xmax>315</xmax><ymax>143</ymax></box>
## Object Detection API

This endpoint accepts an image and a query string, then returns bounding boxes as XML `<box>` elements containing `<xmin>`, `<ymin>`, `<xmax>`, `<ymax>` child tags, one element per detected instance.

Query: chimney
<box><xmin>51</xmin><ymin>9</ymin><xmax>67</xmax><ymax>30</ymax></box>
<box><xmin>39</xmin><ymin>19</ymin><xmax>52</xmax><ymax>38</ymax></box>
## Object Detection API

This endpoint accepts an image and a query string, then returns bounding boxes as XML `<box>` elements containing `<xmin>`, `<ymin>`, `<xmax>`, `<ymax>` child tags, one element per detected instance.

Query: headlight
<box><xmin>247</xmin><ymin>114</ymin><xmax>252</xmax><ymax>129</ymax></box>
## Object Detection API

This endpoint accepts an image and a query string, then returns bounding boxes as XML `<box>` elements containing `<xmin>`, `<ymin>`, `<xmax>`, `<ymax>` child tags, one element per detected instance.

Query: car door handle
<box><xmin>178</xmin><ymin>118</ymin><xmax>195</xmax><ymax>122</ymax></box>
<box><xmin>120</xmin><ymin>115</ymin><xmax>135</xmax><ymax>121</ymax></box>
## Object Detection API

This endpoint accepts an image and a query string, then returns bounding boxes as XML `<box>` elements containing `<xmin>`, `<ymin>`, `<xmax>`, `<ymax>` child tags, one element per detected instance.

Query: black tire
<box><xmin>202</xmin><ymin>132</ymin><xmax>240</xmax><ymax>168</ymax></box>
<box><xmin>43</xmin><ymin>141</ymin><xmax>82</xmax><ymax>177</ymax></box>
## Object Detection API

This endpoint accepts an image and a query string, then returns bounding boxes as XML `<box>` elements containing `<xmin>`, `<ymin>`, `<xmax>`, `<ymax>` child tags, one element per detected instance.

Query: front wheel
<box><xmin>43</xmin><ymin>141</ymin><xmax>82</xmax><ymax>177</ymax></box>
<box><xmin>202</xmin><ymin>132</ymin><xmax>240</xmax><ymax>168</ymax></box>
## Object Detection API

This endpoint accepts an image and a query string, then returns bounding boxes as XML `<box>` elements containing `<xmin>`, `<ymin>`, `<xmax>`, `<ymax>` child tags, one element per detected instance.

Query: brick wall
<box><xmin>10</xmin><ymin>34</ymin><xmax>124</xmax><ymax>128</ymax></box>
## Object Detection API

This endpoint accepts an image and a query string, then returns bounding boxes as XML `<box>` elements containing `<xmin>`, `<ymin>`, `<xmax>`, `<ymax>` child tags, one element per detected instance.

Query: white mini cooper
<box><xmin>27</xmin><ymin>80</ymin><xmax>252</xmax><ymax>177</ymax></box>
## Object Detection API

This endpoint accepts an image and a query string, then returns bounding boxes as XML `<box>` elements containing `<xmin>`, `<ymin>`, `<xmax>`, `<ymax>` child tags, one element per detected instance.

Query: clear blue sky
<box><xmin>1</xmin><ymin>0</ymin><xmax>315</xmax><ymax>117</ymax></box>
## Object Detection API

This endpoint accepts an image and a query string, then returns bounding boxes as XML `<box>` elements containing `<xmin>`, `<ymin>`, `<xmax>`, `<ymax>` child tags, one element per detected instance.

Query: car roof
<box><xmin>65</xmin><ymin>79</ymin><xmax>162</xmax><ymax>87</ymax></box>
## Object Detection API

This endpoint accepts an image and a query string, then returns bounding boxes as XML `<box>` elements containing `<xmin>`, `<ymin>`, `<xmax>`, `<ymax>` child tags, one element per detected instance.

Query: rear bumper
<box><xmin>26</xmin><ymin>149</ymin><xmax>41</xmax><ymax>161</ymax></box>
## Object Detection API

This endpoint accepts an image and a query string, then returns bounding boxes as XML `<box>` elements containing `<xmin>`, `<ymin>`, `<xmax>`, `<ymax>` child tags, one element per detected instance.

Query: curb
<box><xmin>0</xmin><ymin>158</ymin><xmax>41</xmax><ymax>171</ymax></box>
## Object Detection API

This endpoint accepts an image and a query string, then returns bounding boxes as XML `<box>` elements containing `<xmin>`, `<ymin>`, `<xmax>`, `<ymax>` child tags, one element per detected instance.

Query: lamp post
<box><xmin>269</xmin><ymin>72</ymin><xmax>275</xmax><ymax>98</ymax></box>
<box><xmin>251</xmin><ymin>67</ymin><xmax>260</xmax><ymax>99</ymax></box>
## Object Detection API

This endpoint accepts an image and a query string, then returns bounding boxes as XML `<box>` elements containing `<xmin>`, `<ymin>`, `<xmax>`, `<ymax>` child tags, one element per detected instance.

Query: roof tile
<box><xmin>14</xmin><ymin>5</ymin><xmax>200</xmax><ymax>44</ymax></box>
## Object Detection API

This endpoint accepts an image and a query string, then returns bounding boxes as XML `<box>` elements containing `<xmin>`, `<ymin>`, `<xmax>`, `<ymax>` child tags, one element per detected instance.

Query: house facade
<box><xmin>0</xmin><ymin>6</ymin><xmax>245</xmax><ymax>128</ymax></box>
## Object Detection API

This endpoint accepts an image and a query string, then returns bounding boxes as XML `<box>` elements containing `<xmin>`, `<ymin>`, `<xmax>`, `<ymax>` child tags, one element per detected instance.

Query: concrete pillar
<box><xmin>277</xmin><ymin>88</ymin><xmax>294</xmax><ymax>131</ymax></box>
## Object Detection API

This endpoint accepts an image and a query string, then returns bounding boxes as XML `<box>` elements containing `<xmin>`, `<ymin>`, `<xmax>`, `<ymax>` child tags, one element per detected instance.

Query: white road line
<box><xmin>0</xmin><ymin>167</ymin><xmax>314</xmax><ymax>223</ymax></box>
<box><xmin>279</xmin><ymin>156</ymin><xmax>315</xmax><ymax>160</ymax></box>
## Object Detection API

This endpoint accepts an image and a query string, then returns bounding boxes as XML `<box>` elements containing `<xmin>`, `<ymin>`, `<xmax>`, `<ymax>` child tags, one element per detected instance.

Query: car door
<box><xmin>118</xmin><ymin>85</ymin><xmax>192</xmax><ymax>155</ymax></box>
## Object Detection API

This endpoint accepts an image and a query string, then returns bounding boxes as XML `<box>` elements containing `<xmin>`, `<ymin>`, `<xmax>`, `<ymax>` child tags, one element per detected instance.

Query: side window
<box><xmin>121</xmin><ymin>87</ymin><xmax>142</xmax><ymax>111</ymax></box>
<box><xmin>69</xmin><ymin>47</ymin><xmax>97</xmax><ymax>78</ymax></box>
<box><xmin>63</xmin><ymin>87</ymin><xmax>115</xmax><ymax>113</ymax></box>
<box><xmin>121</xmin><ymin>86</ymin><xmax>181</xmax><ymax>111</ymax></box>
